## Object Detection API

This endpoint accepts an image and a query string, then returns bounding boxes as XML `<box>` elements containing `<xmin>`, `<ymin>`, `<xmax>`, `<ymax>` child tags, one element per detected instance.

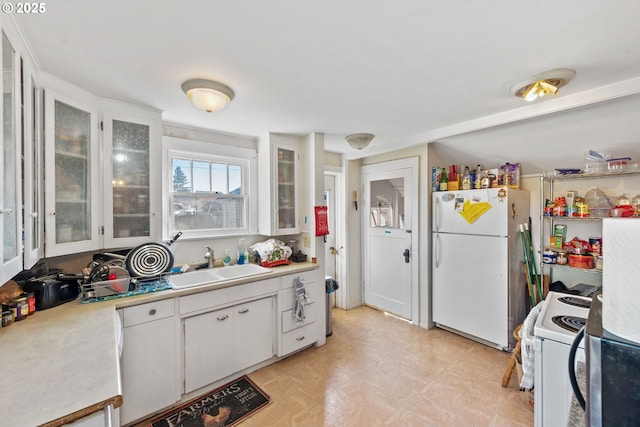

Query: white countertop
<box><xmin>0</xmin><ymin>262</ymin><xmax>318</xmax><ymax>426</ymax></box>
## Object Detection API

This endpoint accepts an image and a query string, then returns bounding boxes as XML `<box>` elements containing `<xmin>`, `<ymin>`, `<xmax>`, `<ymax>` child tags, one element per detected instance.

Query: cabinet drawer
<box><xmin>282</xmin><ymin>302</ymin><xmax>316</xmax><ymax>333</ymax></box>
<box><xmin>122</xmin><ymin>299</ymin><xmax>174</xmax><ymax>327</ymax></box>
<box><xmin>281</xmin><ymin>284</ymin><xmax>319</xmax><ymax>307</ymax></box>
<box><xmin>281</xmin><ymin>271</ymin><xmax>316</xmax><ymax>290</ymax></box>
<box><xmin>180</xmin><ymin>278</ymin><xmax>279</xmax><ymax>315</ymax></box>
<box><xmin>281</xmin><ymin>323</ymin><xmax>317</xmax><ymax>355</ymax></box>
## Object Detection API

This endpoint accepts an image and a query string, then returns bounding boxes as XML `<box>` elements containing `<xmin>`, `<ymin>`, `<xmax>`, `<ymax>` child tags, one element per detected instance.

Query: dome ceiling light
<box><xmin>345</xmin><ymin>133</ymin><xmax>375</xmax><ymax>150</ymax></box>
<box><xmin>181</xmin><ymin>78</ymin><xmax>235</xmax><ymax>112</ymax></box>
<box><xmin>510</xmin><ymin>68</ymin><xmax>576</xmax><ymax>102</ymax></box>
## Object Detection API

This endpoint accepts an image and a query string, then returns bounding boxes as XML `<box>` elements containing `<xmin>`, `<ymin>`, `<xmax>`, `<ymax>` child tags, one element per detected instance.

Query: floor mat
<box><xmin>139</xmin><ymin>375</ymin><xmax>270</xmax><ymax>427</ymax></box>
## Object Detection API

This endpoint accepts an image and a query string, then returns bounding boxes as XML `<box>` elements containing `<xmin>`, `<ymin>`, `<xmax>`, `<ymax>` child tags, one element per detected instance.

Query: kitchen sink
<box><xmin>214</xmin><ymin>263</ymin><xmax>271</xmax><ymax>279</ymax></box>
<box><xmin>168</xmin><ymin>264</ymin><xmax>271</xmax><ymax>289</ymax></box>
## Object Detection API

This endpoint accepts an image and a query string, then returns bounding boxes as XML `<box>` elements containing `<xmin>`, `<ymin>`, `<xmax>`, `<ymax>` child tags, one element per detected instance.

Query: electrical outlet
<box><xmin>303</xmin><ymin>234</ymin><xmax>311</xmax><ymax>248</ymax></box>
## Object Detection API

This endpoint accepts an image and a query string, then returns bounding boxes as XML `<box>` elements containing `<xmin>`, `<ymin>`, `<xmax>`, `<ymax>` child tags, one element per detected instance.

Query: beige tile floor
<box><xmin>244</xmin><ymin>306</ymin><xmax>533</xmax><ymax>427</ymax></box>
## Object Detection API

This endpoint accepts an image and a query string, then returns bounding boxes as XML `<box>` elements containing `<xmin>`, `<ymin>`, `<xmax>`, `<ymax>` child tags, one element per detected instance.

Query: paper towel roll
<box><xmin>602</xmin><ymin>218</ymin><xmax>640</xmax><ymax>344</ymax></box>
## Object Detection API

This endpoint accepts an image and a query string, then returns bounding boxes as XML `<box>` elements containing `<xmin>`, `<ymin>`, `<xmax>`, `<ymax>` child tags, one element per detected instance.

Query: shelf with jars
<box><xmin>539</xmin><ymin>168</ymin><xmax>640</xmax><ymax>287</ymax></box>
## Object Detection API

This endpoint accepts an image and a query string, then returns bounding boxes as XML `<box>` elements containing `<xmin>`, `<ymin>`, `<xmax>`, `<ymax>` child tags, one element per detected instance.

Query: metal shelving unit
<box><xmin>539</xmin><ymin>168</ymin><xmax>640</xmax><ymax>285</ymax></box>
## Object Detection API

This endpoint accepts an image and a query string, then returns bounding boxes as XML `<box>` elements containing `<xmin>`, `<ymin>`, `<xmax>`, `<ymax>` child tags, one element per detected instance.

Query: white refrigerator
<box><xmin>431</xmin><ymin>188</ymin><xmax>530</xmax><ymax>350</ymax></box>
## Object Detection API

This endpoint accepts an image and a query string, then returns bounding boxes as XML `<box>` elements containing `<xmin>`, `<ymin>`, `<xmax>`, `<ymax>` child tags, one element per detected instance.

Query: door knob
<box><xmin>403</xmin><ymin>249</ymin><xmax>410</xmax><ymax>263</ymax></box>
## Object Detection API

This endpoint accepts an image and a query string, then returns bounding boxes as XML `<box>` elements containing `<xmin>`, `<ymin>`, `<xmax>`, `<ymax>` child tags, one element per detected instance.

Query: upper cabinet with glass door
<box><xmin>44</xmin><ymin>90</ymin><xmax>100</xmax><ymax>257</ymax></box>
<box><xmin>258</xmin><ymin>133</ymin><xmax>300</xmax><ymax>235</ymax></box>
<box><xmin>102</xmin><ymin>106</ymin><xmax>161</xmax><ymax>248</ymax></box>
<box><xmin>1</xmin><ymin>32</ymin><xmax>23</xmax><ymax>283</ymax></box>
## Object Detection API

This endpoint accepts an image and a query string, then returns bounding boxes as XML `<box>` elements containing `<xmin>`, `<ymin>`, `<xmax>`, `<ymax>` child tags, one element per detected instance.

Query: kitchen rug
<box><xmin>138</xmin><ymin>376</ymin><xmax>270</xmax><ymax>427</ymax></box>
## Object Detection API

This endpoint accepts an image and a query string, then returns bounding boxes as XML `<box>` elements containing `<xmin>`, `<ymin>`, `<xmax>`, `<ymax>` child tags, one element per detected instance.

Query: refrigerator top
<box><xmin>432</xmin><ymin>188</ymin><xmax>529</xmax><ymax>236</ymax></box>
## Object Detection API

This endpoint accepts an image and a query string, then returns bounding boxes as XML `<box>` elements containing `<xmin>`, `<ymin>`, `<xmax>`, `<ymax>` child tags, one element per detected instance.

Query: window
<box><xmin>164</xmin><ymin>134</ymin><xmax>256</xmax><ymax>238</ymax></box>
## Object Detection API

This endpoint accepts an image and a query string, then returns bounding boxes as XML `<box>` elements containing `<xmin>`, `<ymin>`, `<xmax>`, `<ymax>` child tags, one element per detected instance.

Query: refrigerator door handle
<box><xmin>434</xmin><ymin>197</ymin><xmax>440</xmax><ymax>231</ymax></box>
<box><xmin>434</xmin><ymin>233</ymin><xmax>440</xmax><ymax>268</ymax></box>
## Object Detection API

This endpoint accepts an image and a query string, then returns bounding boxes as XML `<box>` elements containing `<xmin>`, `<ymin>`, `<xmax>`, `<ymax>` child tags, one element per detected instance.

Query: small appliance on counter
<box><xmin>21</xmin><ymin>276</ymin><xmax>80</xmax><ymax>310</ymax></box>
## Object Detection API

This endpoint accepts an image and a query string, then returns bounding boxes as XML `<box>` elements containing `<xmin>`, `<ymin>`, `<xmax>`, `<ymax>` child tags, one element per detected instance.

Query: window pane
<box><xmin>172</xmin><ymin>158</ymin><xmax>191</xmax><ymax>192</ymax></box>
<box><xmin>173</xmin><ymin>194</ymin><xmax>245</xmax><ymax>230</ymax></box>
<box><xmin>211</xmin><ymin>162</ymin><xmax>227</xmax><ymax>194</ymax></box>
<box><xmin>229</xmin><ymin>164</ymin><xmax>242</xmax><ymax>195</ymax></box>
<box><xmin>169</xmin><ymin>153</ymin><xmax>247</xmax><ymax>234</ymax></box>
<box><xmin>192</xmin><ymin>161</ymin><xmax>210</xmax><ymax>193</ymax></box>
<box><xmin>369</xmin><ymin>178</ymin><xmax>404</xmax><ymax>229</ymax></box>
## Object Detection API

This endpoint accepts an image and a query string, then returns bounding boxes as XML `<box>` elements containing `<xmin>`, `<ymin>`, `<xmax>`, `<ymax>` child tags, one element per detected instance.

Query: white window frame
<box><xmin>163</xmin><ymin>136</ymin><xmax>258</xmax><ymax>240</ymax></box>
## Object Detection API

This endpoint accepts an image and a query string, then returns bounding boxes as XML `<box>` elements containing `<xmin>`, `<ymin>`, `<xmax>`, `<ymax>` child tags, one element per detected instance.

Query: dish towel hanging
<box><xmin>519</xmin><ymin>300</ymin><xmax>546</xmax><ymax>391</ymax></box>
<box><xmin>293</xmin><ymin>277</ymin><xmax>308</xmax><ymax>322</ymax></box>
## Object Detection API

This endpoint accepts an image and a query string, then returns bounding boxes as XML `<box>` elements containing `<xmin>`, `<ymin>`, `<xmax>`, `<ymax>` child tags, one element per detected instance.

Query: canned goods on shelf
<box><xmin>543</xmin><ymin>250</ymin><xmax>557</xmax><ymax>264</ymax></box>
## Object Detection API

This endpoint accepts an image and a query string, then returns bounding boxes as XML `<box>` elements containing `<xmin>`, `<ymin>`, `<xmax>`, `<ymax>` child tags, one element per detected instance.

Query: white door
<box><xmin>362</xmin><ymin>158</ymin><xmax>419</xmax><ymax>321</ymax></box>
<box><xmin>324</xmin><ymin>175</ymin><xmax>337</xmax><ymax>281</ymax></box>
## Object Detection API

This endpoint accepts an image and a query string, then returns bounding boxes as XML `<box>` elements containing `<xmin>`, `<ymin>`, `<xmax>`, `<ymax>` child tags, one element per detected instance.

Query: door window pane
<box><xmin>369</xmin><ymin>178</ymin><xmax>404</xmax><ymax>229</ymax></box>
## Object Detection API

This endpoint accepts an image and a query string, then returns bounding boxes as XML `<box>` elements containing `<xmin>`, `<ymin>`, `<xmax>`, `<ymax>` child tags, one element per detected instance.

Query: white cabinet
<box><xmin>43</xmin><ymin>88</ymin><xmax>162</xmax><ymax>256</ymax></box>
<box><xmin>183</xmin><ymin>306</ymin><xmax>234</xmax><ymax>393</ymax></box>
<box><xmin>258</xmin><ymin>133</ymin><xmax>300</xmax><ymax>235</ymax></box>
<box><xmin>44</xmin><ymin>89</ymin><xmax>101</xmax><ymax>257</ymax></box>
<box><xmin>119</xmin><ymin>299</ymin><xmax>178</xmax><ymax>425</ymax></box>
<box><xmin>278</xmin><ymin>272</ymin><xmax>319</xmax><ymax>356</ymax></box>
<box><xmin>1</xmin><ymin>32</ymin><xmax>23</xmax><ymax>282</ymax></box>
<box><xmin>102</xmin><ymin>105</ymin><xmax>161</xmax><ymax>248</ymax></box>
<box><xmin>183</xmin><ymin>296</ymin><xmax>275</xmax><ymax>394</ymax></box>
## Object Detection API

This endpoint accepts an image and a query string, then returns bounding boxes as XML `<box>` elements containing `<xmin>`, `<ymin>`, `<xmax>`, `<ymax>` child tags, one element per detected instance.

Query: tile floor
<box><xmin>244</xmin><ymin>306</ymin><xmax>533</xmax><ymax>427</ymax></box>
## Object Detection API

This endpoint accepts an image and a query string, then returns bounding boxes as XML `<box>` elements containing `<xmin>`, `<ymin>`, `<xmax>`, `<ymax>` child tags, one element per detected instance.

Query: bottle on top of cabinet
<box><xmin>461</xmin><ymin>166</ymin><xmax>471</xmax><ymax>190</ymax></box>
<box><xmin>439</xmin><ymin>168</ymin><xmax>448</xmax><ymax>191</ymax></box>
<box><xmin>474</xmin><ymin>165</ymin><xmax>483</xmax><ymax>189</ymax></box>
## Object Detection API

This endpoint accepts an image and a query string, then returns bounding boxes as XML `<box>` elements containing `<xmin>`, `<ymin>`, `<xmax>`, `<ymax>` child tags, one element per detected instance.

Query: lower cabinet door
<box><xmin>233</xmin><ymin>297</ymin><xmax>275</xmax><ymax>371</ymax></box>
<box><xmin>183</xmin><ymin>307</ymin><xmax>234</xmax><ymax>394</ymax></box>
<box><xmin>120</xmin><ymin>317</ymin><xmax>177</xmax><ymax>425</ymax></box>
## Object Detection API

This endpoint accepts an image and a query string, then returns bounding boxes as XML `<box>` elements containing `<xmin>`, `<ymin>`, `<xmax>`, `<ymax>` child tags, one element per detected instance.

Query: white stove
<box><xmin>534</xmin><ymin>291</ymin><xmax>591</xmax><ymax>345</ymax></box>
<box><xmin>534</xmin><ymin>291</ymin><xmax>592</xmax><ymax>427</ymax></box>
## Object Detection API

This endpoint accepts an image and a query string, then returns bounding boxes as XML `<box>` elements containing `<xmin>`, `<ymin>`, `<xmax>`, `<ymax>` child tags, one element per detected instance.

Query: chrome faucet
<box><xmin>205</xmin><ymin>246</ymin><xmax>215</xmax><ymax>268</ymax></box>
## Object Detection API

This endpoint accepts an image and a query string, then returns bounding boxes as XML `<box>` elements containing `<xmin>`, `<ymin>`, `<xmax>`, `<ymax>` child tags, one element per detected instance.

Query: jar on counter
<box><xmin>9</xmin><ymin>297</ymin><xmax>29</xmax><ymax>321</ymax></box>
<box><xmin>21</xmin><ymin>292</ymin><xmax>36</xmax><ymax>315</ymax></box>
<box><xmin>2</xmin><ymin>309</ymin><xmax>14</xmax><ymax>327</ymax></box>
<box><xmin>556</xmin><ymin>250</ymin><xmax>569</xmax><ymax>265</ymax></box>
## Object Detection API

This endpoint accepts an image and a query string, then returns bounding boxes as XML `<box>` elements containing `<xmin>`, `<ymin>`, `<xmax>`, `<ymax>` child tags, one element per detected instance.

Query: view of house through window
<box><xmin>170</xmin><ymin>156</ymin><xmax>246</xmax><ymax>231</ymax></box>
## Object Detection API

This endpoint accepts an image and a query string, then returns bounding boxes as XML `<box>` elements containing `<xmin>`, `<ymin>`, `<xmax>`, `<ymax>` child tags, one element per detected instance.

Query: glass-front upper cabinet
<box><xmin>23</xmin><ymin>73</ymin><xmax>44</xmax><ymax>269</ymax></box>
<box><xmin>44</xmin><ymin>90</ymin><xmax>100</xmax><ymax>257</ymax></box>
<box><xmin>102</xmin><ymin>110</ymin><xmax>160</xmax><ymax>248</ymax></box>
<box><xmin>1</xmin><ymin>32</ymin><xmax>22</xmax><ymax>283</ymax></box>
<box><xmin>276</xmin><ymin>146</ymin><xmax>298</xmax><ymax>232</ymax></box>
<box><xmin>258</xmin><ymin>133</ymin><xmax>300</xmax><ymax>235</ymax></box>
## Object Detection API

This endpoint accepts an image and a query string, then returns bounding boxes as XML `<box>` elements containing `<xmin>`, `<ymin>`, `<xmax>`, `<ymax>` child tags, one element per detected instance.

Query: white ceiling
<box><xmin>14</xmin><ymin>1</ymin><xmax>640</xmax><ymax>172</ymax></box>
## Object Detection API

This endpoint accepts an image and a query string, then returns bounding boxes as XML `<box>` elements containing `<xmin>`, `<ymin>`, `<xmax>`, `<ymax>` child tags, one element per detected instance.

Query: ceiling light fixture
<box><xmin>345</xmin><ymin>133</ymin><xmax>374</xmax><ymax>150</ymax></box>
<box><xmin>510</xmin><ymin>68</ymin><xmax>576</xmax><ymax>102</ymax></box>
<box><xmin>181</xmin><ymin>78</ymin><xmax>235</xmax><ymax>112</ymax></box>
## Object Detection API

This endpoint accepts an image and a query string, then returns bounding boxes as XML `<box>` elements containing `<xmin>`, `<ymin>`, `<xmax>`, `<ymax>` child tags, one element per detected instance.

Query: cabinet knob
<box><xmin>148</xmin><ymin>309</ymin><xmax>156</xmax><ymax>316</ymax></box>
<box><xmin>217</xmin><ymin>315</ymin><xmax>229</xmax><ymax>321</ymax></box>
<box><xmin>238</xmin><ymin>308</ymin><xmax>249</xmax><ymax>314</ymax></box>
<box><xmin>296</xmin><ymin>336</ymin><xmax>305</xmax><ymax>342</ymax></box>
